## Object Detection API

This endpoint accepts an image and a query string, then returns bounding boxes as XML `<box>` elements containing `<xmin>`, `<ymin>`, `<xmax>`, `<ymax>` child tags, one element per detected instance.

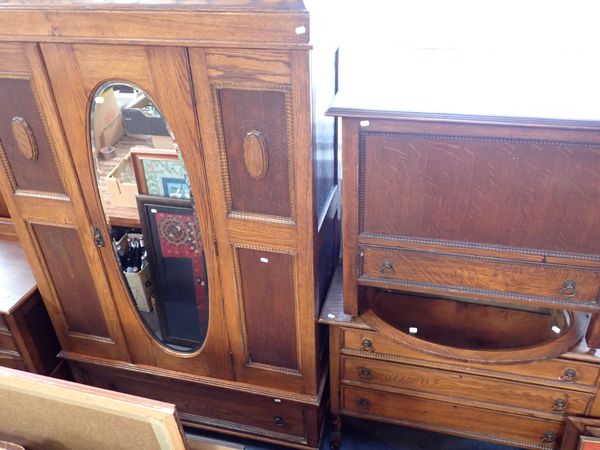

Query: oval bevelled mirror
<box><xmin>90</xmin><ymin>82</ymin><xmax>208</xmax><ymax>352</ymax></box>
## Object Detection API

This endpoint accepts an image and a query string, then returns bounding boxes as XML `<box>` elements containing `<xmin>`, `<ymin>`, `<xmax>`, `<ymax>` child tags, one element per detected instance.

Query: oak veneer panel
<box><xmin>342</xmin><ymin>328</ymin><xmax>600</xmax><ymax>389</ymax></box>
<box><xmin>361</xmin><ymin>131</ymin><xmax>600</xmax><ymax>255</ymax></box>
<box><xmin>342</xmin><ymin>385</ymin><xmax>562</xmax><ymax>449</ymax></box>
<box><xmin>218</xmin><ymin>88</ymin><xmax>292</xmax><ymax>218</ymax></box>
<box><xmin>0</xmin><ymin>77</ymin><xmax>64</xmax><ymax>194</ymax></box>
<box><xmin>342</xmin><ymin>356</ymin><xmax>591</xmax><ymax>417</ymax></box>
<box><xmin>236</xmin><ymin>247</ymin><xmax>298</xmax><ymax>371</ymax></box>
<box><xmin>32</xmin><ymin>224</ymin><xmax>109</xmax><ymax>338</ymax></box>
<box><xmin>360</xmin><ymin>245</ymin><xmax>600</xmax><ymax>308</ymax></box>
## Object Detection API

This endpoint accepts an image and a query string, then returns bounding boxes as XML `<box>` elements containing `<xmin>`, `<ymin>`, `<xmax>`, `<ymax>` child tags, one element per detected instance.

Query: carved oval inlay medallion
<box><xmin>11</xmin><ymin>117</ymin><xmax>38</xmax><ymax>161</ymax></box>
<box><xmin>243</xmin><ymin>130</ymin><xmax>269</xmax><ymax>180</ymax></box>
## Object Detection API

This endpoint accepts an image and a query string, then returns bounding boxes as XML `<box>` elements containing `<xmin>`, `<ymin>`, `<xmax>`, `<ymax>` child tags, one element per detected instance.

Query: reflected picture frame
<box><xmin>580</xmin><ymin>436</ymin><xmax>600</xmax><ymax>450</ymax></box>
<box><xmin>136</xmin><ymin>194</ymin><xmax>209</xmax><ymax>349</ymax></box>
<box><xmin>130</xmin><ymin>148</ymin><xmax>190</xmax><ymax>198</ymax></box>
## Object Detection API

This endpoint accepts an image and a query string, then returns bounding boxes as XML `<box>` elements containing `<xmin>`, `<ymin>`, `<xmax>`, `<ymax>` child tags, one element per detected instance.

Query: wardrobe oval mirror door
<box><xmin>90</xmin><ymin>82</ymin><xmax>208</xmax><ymax>352</ymax></box>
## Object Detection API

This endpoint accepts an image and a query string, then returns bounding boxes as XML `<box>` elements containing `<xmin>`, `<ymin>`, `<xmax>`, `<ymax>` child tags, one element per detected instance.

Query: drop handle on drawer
<box><xmin>358</xmin><ymin>367</ymin><xmax>372</xmax><ymax>380</ymax></box>
<box><xmin>551</xmin><ymin>398</ymin><xmax>567</xmax><ymax>412</ymax></box>
<box><xmin>559</xmin><ymin>368</ymin><xmax>577</xmax><ymax>383</ymax></box>
<box><xmin>558</xmin><ymin>279</ymin><xmax>577</xmax><ymax>297</ymax></box>
<box><xmin>360</xmin><ymin>338</ymin><xmax>375</xmax><ymax>352</ymax></box>
<box><xmin>540</xmin><ymin>431</ymin><xmax>556</xmax><ymax>444</ymax></box>
<box><xmin>357</xmin><ymin>398</ymin><xmax>371</xmax><ymax>409</ymax></box>
<box><xmin>378</xmin><ymin>260</ymin><xmax>395</xmax><ymax>275</ymax></box>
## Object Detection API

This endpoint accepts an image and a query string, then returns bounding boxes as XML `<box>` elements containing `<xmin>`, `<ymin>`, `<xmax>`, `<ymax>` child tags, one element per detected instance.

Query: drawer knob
<box><xmin>559</xmin><ymin>368</ymin><xmax>577</xmax><ymax>383</ymax></box>
<box><xmin>357</xmin><ymin>398</ymin><xmax>371</xmax><ymax>409</ymax></box>
<box><xmin>558</xmin><ymin>279</ymin><xmax>577</xmax><ymax>297</ymax></box>
<box><xmin>552</xmin><ymin>398</ymin><xmax>567</xmax><ymax>412</ymax></box>
<box><xmin>540</xmin><ymin>431</ymin><xmax>556</xmax><ymax>444</ymax></box>
<box><xmin>360</xmin><ymin>338</ymin><xmax>375</xmax><ymax>352</ymax></box>
<box><xmin>378</xmin><ymin>260</ymin><xmax>395</xmax><ymax>275</ymax></box>
<box><xmin>359</xmin><ymin>367</ymin><xmax>372</xmax><ymax>380</ymax></box>
<box><xmin>273</xmin><ymin>416</ymin><xmax>285</xmax><ymax>426</ymax></box>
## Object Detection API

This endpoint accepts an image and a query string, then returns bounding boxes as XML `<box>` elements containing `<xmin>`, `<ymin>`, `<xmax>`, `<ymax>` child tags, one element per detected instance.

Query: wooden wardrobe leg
<box><xmin>330</xmin><ymin>414</ymin><xmax>343</xmax><ymax>450</ymax></box>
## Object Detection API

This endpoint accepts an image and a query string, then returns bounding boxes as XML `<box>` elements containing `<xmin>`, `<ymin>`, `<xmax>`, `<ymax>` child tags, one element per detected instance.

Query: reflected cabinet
<box><xmin>0</xmin><ymin>2</ymin><xmax>339</xmax><ymax>448</ymax></box>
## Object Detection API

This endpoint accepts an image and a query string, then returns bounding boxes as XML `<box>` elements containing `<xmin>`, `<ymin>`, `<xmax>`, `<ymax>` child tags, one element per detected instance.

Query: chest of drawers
<box><xmin>325</xmin><ymin>49</ymin><xmax>600</xmax><ymax>448</ymax></box>
<box><xmin>321</xmin><ymin>269</ymin><xmax>600</xmax><ymax>449</ymax></box>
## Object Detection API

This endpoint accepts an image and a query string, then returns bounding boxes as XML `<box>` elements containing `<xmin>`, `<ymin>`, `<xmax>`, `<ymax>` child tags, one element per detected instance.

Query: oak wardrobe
<box><xmin>0</xmin><ymin>2</ymin><xmax>339</xmax><ymax>448</ymax></box>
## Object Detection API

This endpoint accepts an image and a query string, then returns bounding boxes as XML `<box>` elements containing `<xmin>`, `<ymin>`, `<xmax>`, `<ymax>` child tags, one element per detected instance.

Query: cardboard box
<box><xmin>93</xmin><ymin>87</ymin><xmax>125</xmax><ymax>151</ymax></box>
<box><xmin>105</xmin><ymin>153</ymin><xmax>138</xmax><ymax>208</ymax></box>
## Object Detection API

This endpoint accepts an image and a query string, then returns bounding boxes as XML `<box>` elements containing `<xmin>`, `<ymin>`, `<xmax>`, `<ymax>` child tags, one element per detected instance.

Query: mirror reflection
<box><xmin>91</xmin><ymin>82</ymin><xmax>208</xmax><ymax>352</ymax></box>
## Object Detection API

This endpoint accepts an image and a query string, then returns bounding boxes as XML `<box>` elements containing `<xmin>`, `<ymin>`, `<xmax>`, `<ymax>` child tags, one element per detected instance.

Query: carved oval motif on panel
<box><xmin>11</xmin><ymin>117</ymin><xmax>38</xmax><ymax>161</ymax></box>
<box><xmin>243</xmin><ymin>130</ymin><xmax>269</xmax><ymax>180</ymax></box>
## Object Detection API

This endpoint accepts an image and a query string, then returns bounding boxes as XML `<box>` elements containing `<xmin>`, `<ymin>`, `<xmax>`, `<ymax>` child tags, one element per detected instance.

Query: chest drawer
<box><xmin>359</xmin><ymin>245</ymin><xmax>600</xmax><ymax>311</ymax></box>
<box><xmin>342</xmin><ymin>385</ymin><xmax>562</xmax><ymax>449</ymax></box>
<box><xmin>342</xmin><ymin>356</ymin><xmax>591</xmax><ymax>417</ymax></box>
<box><xmin>0</xmin><ymin>352</ymin><xmax>26</xmax><ymax>371</ymax></box>
<box><xmin>342</xmin><ymin>329</ymin><xmax>600</xmax><ymax>390</ymax></box>
<box><xmin>0</xmin><ymin>331</ymin><xmax>18</xmax><ymax>352</ymax></box>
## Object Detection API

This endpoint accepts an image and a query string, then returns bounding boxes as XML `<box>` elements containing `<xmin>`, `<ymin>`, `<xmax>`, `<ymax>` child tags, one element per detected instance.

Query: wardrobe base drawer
<box><xmin>342</xmin><ymin>328</ymin><xmax>600</xmax><ymax>390</ymax></box>
<box><xmin>342</xmin><ymin>385</ymin><xmax>562</xmax><ymax>449</ymax></box>
<box><xmin>342</xmin><ymin>356</ymin><xmax>591</xmax><ymax>417</ymax></box>
<box><xmin>70</xmin><ymin>360</ymin><xmax>322</xmax><ymax>449</ymax></box>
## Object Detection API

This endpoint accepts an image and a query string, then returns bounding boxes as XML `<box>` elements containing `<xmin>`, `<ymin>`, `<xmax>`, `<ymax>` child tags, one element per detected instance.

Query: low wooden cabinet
<box><xmin>0</xmin><ymin>2</ymin><xmax>339</xmax><ymax>448</ymax></box>
<box><xmin>326</xmin><ymin>49</ymin><xmax>600</xmax><ymax>449</ymax></box>
<box><xmin>0</xmin><ymin>236</ymin><xmax>63</xmax><ymax>377</ymax></box>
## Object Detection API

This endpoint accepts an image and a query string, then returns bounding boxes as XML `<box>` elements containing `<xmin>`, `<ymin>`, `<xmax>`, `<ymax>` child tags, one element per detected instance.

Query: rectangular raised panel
<box><xmin>360</xmin><ymin>130</ymin><xmax>600</xmax><ymax>255</ymax></box>
<box><xmin>0</xmin><ymin>76</ymin><xmax>65</xmax><ymax>194</ymax></box>
<box><xmin>342</xmin><ymin>385</ymin><xmax>562</xmax><ymax>449</ymax></box>
<box><xmin>236</xmin><ymin>247</ymin><xmax>299</xmax><ymax>371</ymax></box>
<box><xmin>342</xmin><ymin>356</ymin><xmax>591</xmax><ymax>417</ymax></box>
<box><xmin>31</xmin><ymin>224</ymin><xmax>110</xmax><ymax>338</ymax></box>
<box><xmin>360</xmin><ymin>245</ymin><xmax>600</xmax><ymax>310</ymax></box>
<box><xmin>342</xmin><ymin>329</ymin><xmax>600</xmax><ymax>390</ymax></box>
<box><xmin>217</xmin><ymin>88</ymin><xmax>292</xmax><ymax>218</ymax></box>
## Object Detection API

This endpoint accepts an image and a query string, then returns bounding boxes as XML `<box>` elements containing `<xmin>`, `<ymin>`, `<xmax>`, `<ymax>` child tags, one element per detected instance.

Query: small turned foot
<box><xmin>329</xmin><ymin>415</ymin><xmax>342</xmax><ymax>450</ymax></box>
